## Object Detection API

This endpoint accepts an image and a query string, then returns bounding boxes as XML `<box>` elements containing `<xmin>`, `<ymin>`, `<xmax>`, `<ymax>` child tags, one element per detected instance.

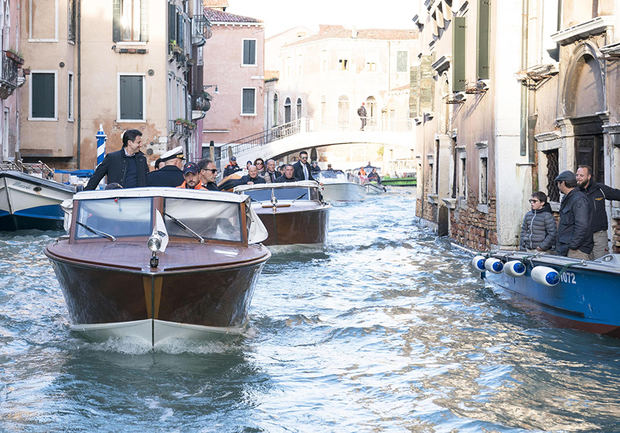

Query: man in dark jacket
<box><xmin>146</xmin><ymin>146</ymin><xmax>185</xmax><ymax>187</ymax></box>
<box><xmin>520</xmin><ymin>191</ymin><xmax>556</xmax><ymax>251</ymax></box>
<box><xmin>239</xmin><ymin>165</ymin><xmax>266</xmax><ymax>185</ymax></box>
<box><xmin>292</xmin><ymin>151</ymin><xmax>315</xmax><ymax>181</ymax></box>
<box><xmin>85</xmin><ymin>129</ymin><xmax>149</xmax><ymax>190</ymax></box>
<box><xmin>223</xmin><ymin>156</ymin><xmax>242</xmax><ymax>177</ymax></box>
<box><xmin>576</xmin><ymin>165</ymin><xmax>620</xmax><ymax>259</ymax></box>
<box><xmin>555</xmin><ymin>170</ymin><xmax>593</xmax><ymax>259</ymax></box>
<box><xmin>198</xmin><ymin>158</ymin><xmax>221</xmax><ymax>191</ymax></box>
<box><xmin>275</xmin><ymin>164</ymin><xmax>297</xmax><ymax>183</ymax></box>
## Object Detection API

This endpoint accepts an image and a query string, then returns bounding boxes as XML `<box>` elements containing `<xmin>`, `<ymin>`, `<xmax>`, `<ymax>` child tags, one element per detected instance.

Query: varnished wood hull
<box><xmin>45</xmin><ymin>241</ymin><xmax>270</xmax><ymax>345</ymax></box>
<box><xmin>255</xmin><ymin>206</ymin><xmax>329</xmax><ymax>249</ymax></box>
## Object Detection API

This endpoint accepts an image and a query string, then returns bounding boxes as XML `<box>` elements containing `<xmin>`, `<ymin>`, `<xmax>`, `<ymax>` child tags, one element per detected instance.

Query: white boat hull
<box><xmin>321</xmin><ymin>182</ymin><xmax>366</xmax><ymax>202</ymax></box>
<box><xmin>71</xmin><ymin>319</ymin><xmax>247</xmax><ymax>347</ymax></box>
<box><xmin>365</xmin><ymin>183</ymin><xmax>386</xmax><ymax>195</ymax></box>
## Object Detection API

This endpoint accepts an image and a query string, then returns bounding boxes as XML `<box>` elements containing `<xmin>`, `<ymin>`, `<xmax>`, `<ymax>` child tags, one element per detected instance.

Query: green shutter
<box><xmin>112</xmin><ymin>0</ymin><xmax>121</xmax><ymax>42</ymax></box>
<box><xmin>452</xmin><ymin>16</ymin><xmax>466</xmax><ymax>92</ymax></box>
<box><xmin>477</xmin><ymin>0</ymin><xmax>490</xmax><ymax>80</ymax></box>
<box><xmin>140</xmin><ymin>0</ymin><xmax>148</xmax><ymax>42</ymax></box>
<box><xmin>168</xmin><ymin>3</ymin><xmax>176</xmax><ymax>49</ymax></box>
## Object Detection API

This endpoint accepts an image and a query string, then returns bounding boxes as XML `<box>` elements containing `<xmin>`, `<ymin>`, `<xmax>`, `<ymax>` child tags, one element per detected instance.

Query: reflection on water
<box><xmin>1</xmin><ymin>191</ymin><xmax>620</xmax><ymax>432</ymax></box>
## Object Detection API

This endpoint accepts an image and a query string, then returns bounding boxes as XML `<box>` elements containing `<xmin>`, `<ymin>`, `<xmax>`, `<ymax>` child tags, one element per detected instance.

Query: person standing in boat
<box><xmin>263</xmin><ymin>159</ymin><xmax>279</xmax><ymax>183</ymax></box>
<box><xmin>198</xmin><ymin>159</ymin><xmax>220</xmax><ymax>191</ymax></box>
<box><xmin>367</xmin><ymin>168</ymin><xmax>381</xmax><ymax>183</ymax></box>
<box><xmin>555</xmin><ymin>170</ymin><xmax>593</xmax><ymax>260</ymax></box>
<box><xmin>239</xmin><ymin>165</ymin><xmax>266</xmax><ymax>185</ymax></box>
<box><xmin>276</xmin><ymin>164</ymin><xmax>298</xmax><ymax>183</ymax></box>
<box><xmin>292</xmin><ymin>151</ymin><xmax>315</xmax><ymax>181</ymax></box>
<box><xmin>519</xmin><ymin>191</ymin><xmax>556</xmax><ymax>252</ymax></box>
<box><xmin>576</xmin><ymin>165</ymin><xmax>620</xmax><ymax>259</ymax></box>
<box><xmin>178</xmin><ymin>162</ymin><xmax>206</xmax><ymax>190</ymax></box>
<box><xmin>146</xmin><ymin>146</ymin><xmax>185</xmax><ymax>187</ymax></box>
<box><xmin>85</xmin><ymin>129</ymin><xmax>149</xmax><ymax>190</ymax></box>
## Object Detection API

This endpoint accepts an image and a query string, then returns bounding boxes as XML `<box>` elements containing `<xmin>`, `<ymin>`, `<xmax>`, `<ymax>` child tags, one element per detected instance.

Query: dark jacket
<box><xmin>581</xmin><ymin>182</ymin><xmax>620</xmax><ymax>232</ymax></box>
<box><xmin>275</xmin><ymin>176</ymin><xmax>297</xmax><ymax>183</ymax></box>
<box><xmin>223</xmin><ymin>164</ymin><xmax>242</xmax><ymax>177</ymax></box>
<box><xmin>204</xmin><ymin>181</ymin><xmax>220</xmax><ymax>191</ymax></box>
<box><xmin>292</xmin><ymin>161</ymin><xmax>315</xmax><ymax>181</ymax></box>
<box><xmin>263</xmin><ymin>170</ymin><xmax>279</xmax><ymax>183</ymax></box>
<box><xmin>85</xmin><ymin>149</ymin><xmax>148</xmax><ymax>190</ymax></box>
<box><xmin>239</xmin><ymin>174</ymin><xmax>266</xmax><ymax>185</ymax></box>
<box><xmin>556</xmin><ymin>188</ymin><xmax>593</xmax><ymax>256</ymax></box>
<box><xmin>520</xmin><ymin>202</ymin><xmax>556</xmax><ymax>251</ymax></box>
<box><xmin>146</xmin><ymin>165</ymin><xmax>184</xmax><ymax>187</ymax></box>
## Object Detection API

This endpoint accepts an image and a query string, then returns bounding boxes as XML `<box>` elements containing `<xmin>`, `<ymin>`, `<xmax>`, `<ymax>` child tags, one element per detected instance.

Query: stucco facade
<box><xmin>0</xmin><ymin>0</ymin><xmax>22</xmax><ymax>161</ymax></box>
<box><xmin>202</xmin><ymin>8</ymin><xmax>264</xmax><ymax>149</ymax></box>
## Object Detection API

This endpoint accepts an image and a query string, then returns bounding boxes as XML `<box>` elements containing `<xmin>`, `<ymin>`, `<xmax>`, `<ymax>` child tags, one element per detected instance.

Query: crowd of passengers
<box><xmin>519</xmin><ymin>168</ymin><xmax>620</xmax><ymax>260</ymax></box>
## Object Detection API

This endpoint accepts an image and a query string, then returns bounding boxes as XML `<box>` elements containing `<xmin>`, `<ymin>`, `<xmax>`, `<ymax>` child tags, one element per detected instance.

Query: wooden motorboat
<box><xmin>315</xmin><ymin>170</ymin><xmax>366</xmax><ymax>202</ymax></box>
<box><xmin>45</xmin><ymin>187</ymin><xmax>271</xmax><ymax>346</ymax></box>
<box><xmin>365</xmin><ymin>182</ymin><xmax>386</xmax><ymax>195</ymax></box>
<box><xmin>0</xmin><ymin>170</ymin><xmax>75</xmax><ymax>230</ymax></box>
<box><xmin>234</xmin><ymin>181</ymin><xmax>330</xmax><ymax>251</ymax></box>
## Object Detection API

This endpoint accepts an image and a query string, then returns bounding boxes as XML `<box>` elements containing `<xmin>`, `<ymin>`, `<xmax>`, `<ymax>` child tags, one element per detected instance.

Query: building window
<box><xmin>296</xmin><ymin>98</ymin><xmax>302</xmax><ymax>119</ymax></box>
<box><xmin>68</xmin><ymin>72</ymin><xmax>74</xmax><ymax>121</ymax></box>
<box><xmin>242</xmin><ymin>39</ymin><xmax>256</xmax><ymax>65</ymax></box>
<box><xmin>30</xmin><ymin>72</ymin><xmax>57</xmax><ymax>120</ymax></box>
<box><xmin>397</xmin><ymin>51</ymin><xmax>408</xmax><ymax>72</ymax></box>
<box><xmin>459</xmin><ymin>156</ymin><xmax>467</xmax><ymax>198</ymax></box>
<box><xmin>576</xmin><ymin>135</ymin><xmax>604</xmax><ymax>184</ymax></box>
<box><xmin>68</xmin><ymin>0</ymin><xmax>76</xmax><ymax>42</ymax></box>
<box><xmin>479</xmin><ymin>156</ymin><xmax>488</xmax><ymax>204</ymax></box>
<box><xmin>545</xmin><ymin>149</ymin><xmax>559</xmax><ymax>202</ymax></box>
<box><xmin>29</xmin><ymin>0</ymin><xmax>58</xmax><ymax>41</ymax></box>
<box><xmin>114</xmin><ymin>0</ymin><xmax>147</xmax><ymax>42</ymax></box>
<box><xmin>477</xmin><ymin>0</ymin><xmax>490</xmax><ymax>80</ymax></box>
<box><xmin>338</xmin><ymin>58</ymin><xmax>349</xmax><ymax>71</ymax></box>
<box><xmin>337</xmin><ymin>95</ymin><xmax>349</xmax><ymax>127</ymax></box>
<box><xmin>272</xmin><ymin>93</ymin><xmax>278</xmax><ymax>126</ymax></box>
<box><xmin>366</xmin><ymin>61</ymin><xmax>377</xmax><ymax>71</ymax></box>
<box><xmin>118</xmin><ymin>74</ymin><xmax>144</xmax><ymax>121</ymax></box>
<box><xmin>284</xmin><ymin>97</ymin><xmax>291</xmax><ymax>123</ymax></box>
<box><xmin>242</xmin><ymin>88</ymin><xmax>256</xmax><ymax>115</ymax></box>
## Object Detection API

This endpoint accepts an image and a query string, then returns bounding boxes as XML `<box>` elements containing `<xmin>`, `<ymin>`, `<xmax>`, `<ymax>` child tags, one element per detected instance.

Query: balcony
<box><xmin>0</xmin><ymin>50</ymin><xmax>22</xmax><ymax>99</ymax></box>
<box><xmin>192</xmin><ymin>14</ymin><xmax>212</xmax><ymax>47</ymax></box>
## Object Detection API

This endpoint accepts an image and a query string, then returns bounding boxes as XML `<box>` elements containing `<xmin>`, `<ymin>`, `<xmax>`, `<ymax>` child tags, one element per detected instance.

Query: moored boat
<box><xmin>45</xmin><ymin>187</ymin><xmax>271</xmax><ymax>346</ymax></box>
<box><xmin>472</xmin><ymin>251</ymin><xmax>620</xmax><ymax>337</ymax></box>
<box><xmin>315</xmin><ymin>170</ymin><xmax>366</xmax><ymax>202</ymax></box>
<box><xmin>0</xmin><ymin>170</ymin><xmax>75</xmax><ymax>231</ymax></box>
<box><xmin>234</xmin><ymin>180</ymin><xmax>330</xmax><ymax>251</ymax></box>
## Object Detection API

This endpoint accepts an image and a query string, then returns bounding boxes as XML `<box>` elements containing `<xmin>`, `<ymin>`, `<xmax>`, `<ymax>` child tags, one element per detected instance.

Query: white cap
<box><xmin>160</xmin><ymin>145</ymin><xmax>185</xmax><ymax>161</ymax></box>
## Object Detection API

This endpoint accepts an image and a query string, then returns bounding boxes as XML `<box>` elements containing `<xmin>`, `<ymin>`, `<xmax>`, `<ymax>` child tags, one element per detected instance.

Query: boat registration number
<box><xmin>560</xmin><ymin>272</ymin><xmax>577</xmax><ymax>284</ymax></box>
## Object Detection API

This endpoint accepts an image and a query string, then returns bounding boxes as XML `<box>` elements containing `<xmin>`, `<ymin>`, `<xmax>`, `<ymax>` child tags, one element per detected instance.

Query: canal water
<box><xmin>1</xmin><ymin>189</ymin><xmax>619</xmax><ymax>432</ymax></box>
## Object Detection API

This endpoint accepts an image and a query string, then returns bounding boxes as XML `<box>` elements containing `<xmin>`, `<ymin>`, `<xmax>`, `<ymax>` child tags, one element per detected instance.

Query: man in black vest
<box><xmin>292</xmin><ymin>151</ymin><xmax>315</xmax><ymax>181</ymax></box>
<box><xmin>85</xmin><ymin>129</ymin><xmax>149</xmax><ymax>190</ymax></box>
<box><xmin>146</xmin><ymin>146</ymin><xmax>185</xmax><ymax>187</ymax></box>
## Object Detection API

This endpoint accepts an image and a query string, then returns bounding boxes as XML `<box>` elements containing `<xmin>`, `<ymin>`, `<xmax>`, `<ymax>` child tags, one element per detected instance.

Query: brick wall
<box><xmin>614</xmin><ymin>219</ymin><xmax>620</xmax><ymax>253</ymax></box>
<box><xmin>450</xmin><ymin>197</ymin><xmax>498</xmax><ymax>252</ymax></box>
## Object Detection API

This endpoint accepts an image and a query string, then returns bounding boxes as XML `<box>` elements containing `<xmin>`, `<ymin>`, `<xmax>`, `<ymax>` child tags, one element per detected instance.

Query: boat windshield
<box><xmin>75</xmin><ymin>197</ymin><xmax>153</xmax><ymax>239</ymax></box>
<box><xmin>244</xmin><ymin>187</ymin><xmax>316</xmax><ymax>202</ymax></box>
<box><xmin>164</xmin><ymin>198</ymin><xmax>242</xmax><ymax>242</ymax></box>
<box><xmin>316</xmin><ymin>170</ymin><xmax>347</xmax><ymax>181</ymax></box>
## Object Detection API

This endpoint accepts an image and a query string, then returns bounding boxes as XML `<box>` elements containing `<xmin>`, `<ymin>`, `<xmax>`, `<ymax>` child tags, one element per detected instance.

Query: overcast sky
<box><xmin>226</xmin><ymin>0</ymin><xmax>420</xmax><ymax>37</ymax></box>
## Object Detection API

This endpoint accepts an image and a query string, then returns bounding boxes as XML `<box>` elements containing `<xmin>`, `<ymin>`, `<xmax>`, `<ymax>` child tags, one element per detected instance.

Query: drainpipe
<box><xmin>76</xmin><ymin>0</ymin><xmax>81</xmax><ymax>169</ymax></box>
<box><xmin>519</xmin><ymin>0</ymin><xmax>529</xmax><ymax>158</ymax></box>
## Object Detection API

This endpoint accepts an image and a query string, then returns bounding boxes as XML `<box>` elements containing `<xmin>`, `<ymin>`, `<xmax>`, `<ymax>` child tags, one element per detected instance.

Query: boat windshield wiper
<box><xmin>76</xmin><ymin>221</ymin><xmax>116</xmax><ymax>241</ymax></box>
<box><xmin>164</xmin><ymin>212</ymin><xmax>205</xmax><ymax>243</ymax></box>
<box><xmin>291</xmin><ymin>192</ymin><xmax>307</xmax><ymax>203</ymax></box>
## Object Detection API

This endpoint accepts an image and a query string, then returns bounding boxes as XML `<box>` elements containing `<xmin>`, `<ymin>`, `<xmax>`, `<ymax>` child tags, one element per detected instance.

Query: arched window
<box><xmin>337</xmin><ymin>95</ymin><xmax>349</xmax><ymax>128</ymax></box>
<box><xmin>365</xmin><ymin>96</ymin><xmax>376</xmax><ymax>126</ymax></box>
<box><xmin>273</xmin><ymin>93</ymin><xmax>278</xmax><ymax>126</ymax></box>
<box><xmin>284</xmin><ymin>97</ymin><xmax>292</xmax><ymax>123</ymax></box>
<box><xmin>296</xmin><ymin>97</ymin><xmax>302</xmax><ymax>119</ymax></box>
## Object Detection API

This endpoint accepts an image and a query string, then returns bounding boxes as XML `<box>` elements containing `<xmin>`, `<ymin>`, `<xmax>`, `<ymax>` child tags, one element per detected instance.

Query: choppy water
<box><xmin>1</xmin><ymin>189</ymin><xmax>619</xmax><ymax>432</ymax></box>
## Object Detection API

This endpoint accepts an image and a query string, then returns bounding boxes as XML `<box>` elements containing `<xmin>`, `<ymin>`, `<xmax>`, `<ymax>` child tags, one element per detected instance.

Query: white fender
<box><xmin>504</xmin><ymin>260</ymin><xmax>526</xmax><ymax>277</ymax></box>
<box><xmin>531</xmin><ymin>266</ymin><xmax>560</xmax><ymax>286</ymax></box>
<box><xmin>471</xmin><ymin>255</ymin><xmax>487</xmax><ymax>272</ymax></box>
<box><xmin>484</xmin><ymin>257</ymin><xmax>504</xmax><ymax>274</ymax></box>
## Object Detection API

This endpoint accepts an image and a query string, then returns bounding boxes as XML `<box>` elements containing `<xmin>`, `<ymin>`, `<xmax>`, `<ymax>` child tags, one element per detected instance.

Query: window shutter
<box><xmin>140</xmin><ymin>0</ymin><xmax>148</xmax><ymax>42</ymax></box>
<box><xmin>112</xmin><ymin>0</ymin><xmax>121</xmax><ymax>42</ymax></box>
<box><xmin>177</xmin><ymin>13</ymin><xmax>184</xmax><ymax>49</ymax></box>
<box><xmin>477</xmin><ymin>0</ymin><xmax>490</xmax><ymax>80</ymax></box>
<box><xmin>168</xmin><ymin>4</ymin><xmax>176</xmax><ymax>48</ymax></box>
<box><xmin>452</xmin><ymin>16</ymin><xmax>466</xmax><ymax>92</ymax></box>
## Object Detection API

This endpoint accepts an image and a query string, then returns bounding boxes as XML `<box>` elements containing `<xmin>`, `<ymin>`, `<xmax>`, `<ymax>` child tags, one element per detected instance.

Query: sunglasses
<box><xmin>301</xmin><ymin>156</ymin><xmax>308</xmax><ymax>160</ymax></box>
<box><xmin>529</xmin><ymin>199</ymin><xmax>539</xmax><ymax>203</ymax></box>
<box><xmin>202</xmin><ymin>168</ymin><xmax>217</xmax><ymax>174</ymax></box>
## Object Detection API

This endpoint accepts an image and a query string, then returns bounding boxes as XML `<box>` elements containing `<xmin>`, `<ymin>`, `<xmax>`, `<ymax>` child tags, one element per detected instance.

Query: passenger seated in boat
<box><xmin>239</xmin><ymin>165</ymin><xmax>266</xmax><ymax>185</ymax></box>
<box><xmin>275</xmin><ymin>164</ymin><xmax>297</xmax><ymax>183</ymax></box>
<box><xmin>178</xmin><ymin>162</ymin><xmax>206</xmax><ymax>190</ymax></box>
<box><xmin>197</xmin><ymin>159</ymin><xmax>220</xmax><ymax>191</ymax></box>
<box><xmin>367</xmin><ymin>168</ymin><xmax>380</xmax><ymax>183</ymax></box>
<box><xmin>519</xmin><ymin>191</ymin><xmax>556</xmax><ymax>252</ymax></box>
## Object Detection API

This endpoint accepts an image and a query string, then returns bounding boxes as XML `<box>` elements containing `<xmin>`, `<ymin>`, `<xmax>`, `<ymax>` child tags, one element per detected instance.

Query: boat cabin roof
<box><xmin>74</xmin><ymin>187</ymin><xmax>248</xmax><ymax>204</ymax></box>
<box><xmin>233</xmin><ymin>180</ymin><xmax>319</xmax><ymax>193</ymax></box>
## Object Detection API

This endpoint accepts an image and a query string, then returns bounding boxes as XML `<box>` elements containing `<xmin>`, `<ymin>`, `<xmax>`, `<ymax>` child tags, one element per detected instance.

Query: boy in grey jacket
<box><xmin>520</xmin><ymin>191</ymin><xmax>557</xmax><ymax>252</ymax></box>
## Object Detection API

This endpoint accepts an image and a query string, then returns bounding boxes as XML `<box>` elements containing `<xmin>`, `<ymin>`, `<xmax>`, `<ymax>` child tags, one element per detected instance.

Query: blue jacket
<box><xmin>146</xmin><ymin>165</ymin><xmax>184</xmax><ymax>187</ymax></box>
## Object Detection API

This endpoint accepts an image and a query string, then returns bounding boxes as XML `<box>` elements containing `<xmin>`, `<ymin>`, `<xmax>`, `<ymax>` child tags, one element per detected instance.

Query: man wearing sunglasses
<box><xmin>198</xmin><ymin>159</ymin><xmax>221</xmax><ymax>191</ymax></box>
<box><xmin>292</xmin><ymin>150</ymin><xmax>315</xmax><ymax>181</ymax></box>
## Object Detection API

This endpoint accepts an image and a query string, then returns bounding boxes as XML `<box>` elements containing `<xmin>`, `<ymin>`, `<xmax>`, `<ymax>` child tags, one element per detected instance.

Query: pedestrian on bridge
<box><xmin>357</xmin><ymin>102</ymin><xmax>367</xmax><ymax>131</ymax></box>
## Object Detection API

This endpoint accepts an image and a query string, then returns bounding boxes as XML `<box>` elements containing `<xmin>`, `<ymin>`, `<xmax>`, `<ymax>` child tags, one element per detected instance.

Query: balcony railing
<box><xmin>0</xmin><ymin>51</ymin><xmax>21</xmax><ymax>99</ymax></box>
<box><xmin>192</xmin><ymin>14</ymin><xmax>211</xmax><ymax>46</ymax></box>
